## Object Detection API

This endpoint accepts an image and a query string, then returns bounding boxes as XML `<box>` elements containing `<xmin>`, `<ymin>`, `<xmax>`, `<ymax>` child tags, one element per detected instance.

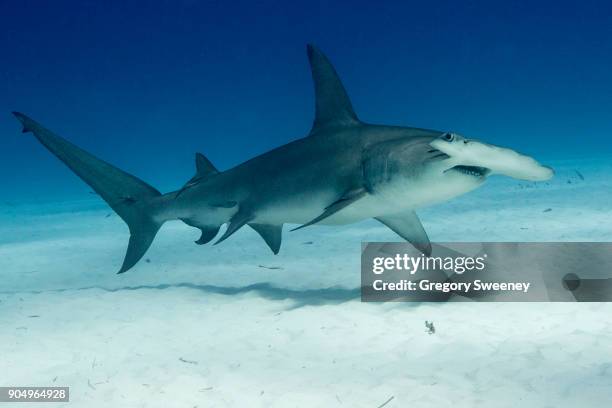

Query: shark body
<box><xmin>13</xmin><ymin>45</ymin><xmax>553</xmax><ymax>273</ymax></box>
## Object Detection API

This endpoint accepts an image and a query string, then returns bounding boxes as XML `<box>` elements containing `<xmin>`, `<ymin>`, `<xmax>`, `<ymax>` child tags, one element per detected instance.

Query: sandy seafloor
<box><xmin>1</xmin><ymin>157</ymin><xmax>611</xmax><ymax>408</ymax></box>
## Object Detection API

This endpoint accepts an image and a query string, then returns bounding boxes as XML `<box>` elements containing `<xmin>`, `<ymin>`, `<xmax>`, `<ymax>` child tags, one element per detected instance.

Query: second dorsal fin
<box><xmin>175</xmin><ymin>153</ymin><xmax>219</xmax><ymax>198</ymax></box>
<box><xmin>195</xmin><ymin>152</ymin><xmax>218</xmax><ymax>177</ymax></box>
<box><xmin>307</xmin><ymin>44</ymin><xmax>360</xmax><ymax>135</ymax></box>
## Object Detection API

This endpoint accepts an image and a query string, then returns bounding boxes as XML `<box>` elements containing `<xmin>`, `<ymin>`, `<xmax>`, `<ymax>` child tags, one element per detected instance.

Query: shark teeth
<box><xmin>449</xmin><ymin>165</ymin><xmax>489</xmax><ymax>177</ymax></box>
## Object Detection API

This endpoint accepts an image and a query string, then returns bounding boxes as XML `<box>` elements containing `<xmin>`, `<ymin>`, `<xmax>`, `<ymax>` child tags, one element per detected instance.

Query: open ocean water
<box><xmin>1</xmin><ymin>1</ymin><xmax>611</xmax><ymax>407</ymax></box>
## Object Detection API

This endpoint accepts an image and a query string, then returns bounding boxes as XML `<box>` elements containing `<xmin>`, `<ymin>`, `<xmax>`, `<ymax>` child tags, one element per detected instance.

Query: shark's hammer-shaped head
<box><xmin>363</xmin><ymin>130</ymin><xmax>554</xmax><ymax>210</ymax></box>
<box><xmin>430</xmin><ymin>132</ymin><xmax>554</xmax><ymax>182</ymax></box>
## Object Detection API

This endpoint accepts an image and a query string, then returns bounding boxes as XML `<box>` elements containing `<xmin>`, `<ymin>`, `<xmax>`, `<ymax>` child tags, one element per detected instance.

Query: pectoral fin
<box><xmin>376</xmin><ymin>211</ymin><xmax>432</xmax><ymax>256</ymax></box>
<box><xmin>249</xmin><ymin>223</ymin><xmax>283</xmax><ymax>254</ymax></box>
<box><xmin>291</xmin><ymin>188</ymin><xmax>367</xmax><ymax>231</ymax></box>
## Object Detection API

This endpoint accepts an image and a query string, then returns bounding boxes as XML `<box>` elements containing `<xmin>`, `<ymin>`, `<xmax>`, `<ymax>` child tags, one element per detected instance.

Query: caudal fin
<box><xmin>13</xmin><ymin>112</ymin><xmax>164</xmax><ymax>274</ymax></box>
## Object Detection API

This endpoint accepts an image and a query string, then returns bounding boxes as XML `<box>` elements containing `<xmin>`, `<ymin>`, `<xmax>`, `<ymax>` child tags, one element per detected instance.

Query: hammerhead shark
<box><xmin>13</xmin><ymin>45</ymin><xmax>553</xmax><ymax>274</ymax></box>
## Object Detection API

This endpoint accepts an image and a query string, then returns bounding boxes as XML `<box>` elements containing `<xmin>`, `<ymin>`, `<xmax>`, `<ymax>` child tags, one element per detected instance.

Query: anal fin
<box><xmin>249</xmin><ymin>223</ymin><xmax>283</xmax><ymax>254</ymax></box>
<box><xmin>195</xmin><ymin>226</ymin><xmax>221</xmax><ymax>245</ymax></box>
<box><xmin>376</xmin><ymin>211</ymin><xmax>432</xmax><ymax>256</ymax></box>
<box><xmin>291</xmin><ymin>188</ymin><xmax>367</xmax><ymax>231</ymax></box>
<box><xmin>179</xmin><ymin>218</ymin><xmax>221</xmax><ymax>245</ymax></box>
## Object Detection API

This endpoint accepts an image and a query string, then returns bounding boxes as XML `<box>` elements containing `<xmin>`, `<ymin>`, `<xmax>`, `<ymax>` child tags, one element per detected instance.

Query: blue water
<box><xmin>2</xmin><ymin>4</ymin><xmax>612</xmax><ymax>406</ymax></box>
<box><xmin>1</xmin><ymin>0</ymin><xmax>611</xmax><ymax>202</ymax></box>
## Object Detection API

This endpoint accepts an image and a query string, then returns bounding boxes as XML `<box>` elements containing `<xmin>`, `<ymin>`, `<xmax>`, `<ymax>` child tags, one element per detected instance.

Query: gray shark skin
<box><xmin>12</xmin><ymin>45</ymin><xmax>553</xmax><ymax>274</ymax></box>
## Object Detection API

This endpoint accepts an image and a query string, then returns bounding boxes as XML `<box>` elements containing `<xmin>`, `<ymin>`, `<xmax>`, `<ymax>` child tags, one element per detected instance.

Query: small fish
<box><xmin>258</xmin><ymin>265</ymin><xmax>283</xmax><ymax>270</ymax></box>
<box><xmin>575</xmin><ymin>170</ymin><xmax>584</xmax><ymax>180</ymax></box>
<box><xmin>543</xmin><ymin>208</ymin><xmax>552</xmax><ymax>212</ymax></box>
<box><xmin>377</xmin><ymin>396</ymin><xmax>395</xmax><ymax>408</ymax></box>
<box><xmin>425</xmin><ymin>320</ymin><xmax>435</xmax><ymax>334</ymax></box>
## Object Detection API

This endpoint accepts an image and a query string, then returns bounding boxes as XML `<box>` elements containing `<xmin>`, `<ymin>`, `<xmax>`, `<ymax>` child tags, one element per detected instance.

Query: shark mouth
<box><xmin>448</xmin><ymin>165</ymin><xmax>490</xmax><ymax>178</ymax></box>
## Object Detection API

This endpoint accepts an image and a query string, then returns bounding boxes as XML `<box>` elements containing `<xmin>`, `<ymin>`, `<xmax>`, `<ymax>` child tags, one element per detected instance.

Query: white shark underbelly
<box><xmin>254</xmin><ymin>171</ymin><xmax>485</xmax><ymax>226</ymax></box>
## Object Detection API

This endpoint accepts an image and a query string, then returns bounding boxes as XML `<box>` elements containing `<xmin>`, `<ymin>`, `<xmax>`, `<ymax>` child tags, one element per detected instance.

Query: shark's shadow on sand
<box><xmin>112</xmin><ymin>282</ymin><xmax>362</xmax><ymax>307</ymax></box>
<box><xmin>4</xmin><ymin>283</ymin><xmax>362</xmax><ymax>308</ymax></box>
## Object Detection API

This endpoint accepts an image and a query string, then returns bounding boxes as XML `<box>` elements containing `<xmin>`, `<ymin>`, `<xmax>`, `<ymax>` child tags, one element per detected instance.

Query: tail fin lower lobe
<box><xmin>13</xmin><ymin>112</ymin><xmax>163</xmax><ymax>274</ymax></box>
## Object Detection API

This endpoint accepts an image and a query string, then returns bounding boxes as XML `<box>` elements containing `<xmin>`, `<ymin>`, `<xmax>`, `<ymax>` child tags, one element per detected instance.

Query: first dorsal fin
<box><xmin>307</xmin><ymin>44</ymin><xmax>360</xmax><ymax>134</ymax></box>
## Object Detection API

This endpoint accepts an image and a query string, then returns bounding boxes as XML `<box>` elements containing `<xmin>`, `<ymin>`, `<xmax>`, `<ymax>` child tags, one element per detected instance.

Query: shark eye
<box><xmin>442</xmin><ymin>132</ymin><xmax>454</xmax><ymax>142</ymax></box>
